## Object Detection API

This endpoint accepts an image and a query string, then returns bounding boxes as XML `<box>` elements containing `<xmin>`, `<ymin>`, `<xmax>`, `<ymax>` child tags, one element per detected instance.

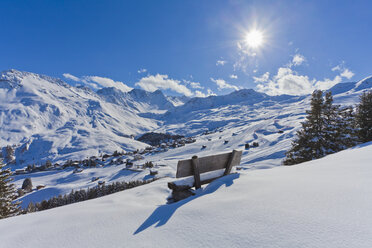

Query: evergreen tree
<box><xmin>25</xmin><ymin>202</ymin><xmax>36</xmax><ymax>213</ymax></box>
<box><xmin>284</xmin><ymin>90</ymin><xmax>360</xmax><ymax>165</ymax></box>
<box><xmin>322</xmin><ymin>91</ymin><xmax>340</xmax><ymax>154</ymax></box>
<box><xmin>0</xmin><ymin>162</ymin><xmax>20</xmax><ymax>219</ymax></box>
<box><xmin>5</xmin><ymin>145</ymin><xmax>15</xmax><ymax>164</ymax></box>
<box><xmin>337</xmin><ymin>106</ymin><xmax>359</xmax><ymax>149</ymax></box>
<box><xmin>284</xmin><ymin>90</ymin><xmax>325</xmax><ymax>165</ymax></box>
<box><xmin>355</xmin><ymin>91</ymin><xmax>372</xmax><ymax>143</ymax></box>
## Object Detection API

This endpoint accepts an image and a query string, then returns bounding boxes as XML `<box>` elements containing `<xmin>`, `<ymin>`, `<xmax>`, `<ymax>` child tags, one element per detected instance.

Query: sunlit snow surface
<box><xmin>1</xmin><ymin>143</ymin><xmax>372</xmax><ymax>248</ymax></box>
<box><xmin>1</xmin><ymin>70</ymin><xmax>372</xmax><ymax>218</ymax></box>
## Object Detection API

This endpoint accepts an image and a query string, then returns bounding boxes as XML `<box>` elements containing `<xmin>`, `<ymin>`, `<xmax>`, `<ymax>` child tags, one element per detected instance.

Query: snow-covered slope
<box><xmin>1</xmin><ymin>143</ymin><xmax>372</xmax><ymax>248</ymax></box>
<box><xmin>166</xmin><ymin>95</ymin><xmax>190</xmax><ymax>107</ymax></box>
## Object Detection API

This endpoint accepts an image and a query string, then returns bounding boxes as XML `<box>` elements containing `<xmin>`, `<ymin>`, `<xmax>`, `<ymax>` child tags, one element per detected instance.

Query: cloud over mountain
<box><xmin>63</xmin><ymin>73</ymin><xmax>133</xmax><ymax>92</ymax></box>
<box><xmin>254</xmin><ymin>58</ymin><xmax>355</xmax><ymax>95</ymax></box>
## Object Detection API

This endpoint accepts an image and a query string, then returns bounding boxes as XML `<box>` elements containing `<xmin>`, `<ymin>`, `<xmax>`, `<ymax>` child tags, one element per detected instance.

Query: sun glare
<box><xmin>245</xmin><ymin>29</ymin><xmax>264</xmax><ymax>48</ymax></box>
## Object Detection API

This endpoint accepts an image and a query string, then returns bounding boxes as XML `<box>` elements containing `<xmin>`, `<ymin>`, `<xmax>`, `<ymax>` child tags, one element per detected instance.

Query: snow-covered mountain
<box><xmin>0</xmin><ymin>69</ymin><xmax>371</xmax><ymax>167</ymax></box>
<box><xmin>97</xmin><ymin>87</ymin><xmax>176</xmax><ymax>113</ymax></box>
<box><xmin>166</xmin><ymin>95</ymin><xmax>190</xmax><ymax>107</ymax></box>
<box><xmin>0</xmin><ymin>70</ymin><xmax>159</xmax><ymax>164</ymax></box>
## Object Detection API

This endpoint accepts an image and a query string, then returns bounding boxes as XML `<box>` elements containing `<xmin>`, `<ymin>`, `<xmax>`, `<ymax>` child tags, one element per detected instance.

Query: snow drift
<box><xmin>0</xmin><ymin>143</ymin><xmax>371</xmax><ymax>248</ymax></box>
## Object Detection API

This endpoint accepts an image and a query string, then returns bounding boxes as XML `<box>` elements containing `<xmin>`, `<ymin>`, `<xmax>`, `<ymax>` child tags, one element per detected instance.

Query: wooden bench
<box><xmin>168</xmin><ymin>149</ymin><xmax>242</xmax><ymax>202</ymax></box>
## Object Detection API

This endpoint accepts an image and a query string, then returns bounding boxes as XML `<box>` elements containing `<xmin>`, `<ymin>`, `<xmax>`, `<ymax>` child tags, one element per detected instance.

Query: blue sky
<box><xmin>1</xmin><ymin>0</ymin><xmax>371</xmax><ymax>96</ymax></box>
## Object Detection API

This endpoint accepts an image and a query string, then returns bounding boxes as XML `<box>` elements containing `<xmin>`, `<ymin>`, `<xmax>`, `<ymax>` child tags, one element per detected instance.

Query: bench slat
<box><xmin>169</xmin><ymin>168</ymin><xmax>227</xmax><ymax>190</ymax></box>
<box><xmin>176</xmin><ymin>150</ymin><xmax>242</xmax><ymax>178</ymax></box>
<box><xmin>168</xmin><ymin>176</ymin><xmax>223</xmax><ymax>192</ymax></box>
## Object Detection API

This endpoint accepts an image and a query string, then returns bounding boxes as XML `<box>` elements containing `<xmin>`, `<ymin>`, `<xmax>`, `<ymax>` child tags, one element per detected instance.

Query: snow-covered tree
<box><xmin>4</xmin><ymin>145</ymin><xmax>15</xmax><ymax>164</ymax></box>
<box><xmin>284</xmin><ymin>90</ymin><xmax>359</xmax><ymax>165</ymax></box>
<box><xmin>337</xmin><ymin>106</ymin><xmax>358</xmax><ymax>149</ymax></box>
<box><xmin>0</xmin><ymin>162</ymin><xmax>20</xmax><ymax>219</ymax></box>
<box><xmin>355</xmin><ymin>91</ymin><xmax>372</xmax><ymax>143</ymax></box>
<box><xmin>284</xmin><ymin>90</ymin><xmax>325</xmax><ymax>165</ymax></box>
<box><xmin>25</xmin><ymin>202</ymin><xmax>36</xmax><ymax>213</ymax></box>
<box><xmin>322</xmin><ymin>91</ymin><xmax>340</xmax><ymax>154</ymax></box>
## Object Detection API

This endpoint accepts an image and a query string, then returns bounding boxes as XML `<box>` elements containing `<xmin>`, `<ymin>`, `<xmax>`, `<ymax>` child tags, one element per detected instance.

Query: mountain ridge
<box><xmin>1</xmin><ymin>69</ymin><xmax>371</xmax><ymax>166</ymax></box>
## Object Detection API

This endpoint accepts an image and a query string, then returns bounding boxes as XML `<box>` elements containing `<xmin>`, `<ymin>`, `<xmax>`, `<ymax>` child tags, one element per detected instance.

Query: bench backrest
<box><xmin>168</xmin><ymin>150</ymin><xmax>242</xmax><ymax>191</ymax></box>
<box><xmin>176</xmin><ymin>150</ymin><xmax>242</xmax><ymax>178</ymax></box>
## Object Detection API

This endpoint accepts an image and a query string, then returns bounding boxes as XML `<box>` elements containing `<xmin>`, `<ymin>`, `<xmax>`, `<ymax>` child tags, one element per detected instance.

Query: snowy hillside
<box><xmin>1</xmin><ymin>143</ymin><xmax>372</xmax><ymax>248</ymax></box>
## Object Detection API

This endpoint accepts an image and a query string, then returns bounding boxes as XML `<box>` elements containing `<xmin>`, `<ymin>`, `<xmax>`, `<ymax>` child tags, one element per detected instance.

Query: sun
<box><xmin>245</xmin><ymin>29</ymin><xmax>264</xmax><ymax>48</ymax></box>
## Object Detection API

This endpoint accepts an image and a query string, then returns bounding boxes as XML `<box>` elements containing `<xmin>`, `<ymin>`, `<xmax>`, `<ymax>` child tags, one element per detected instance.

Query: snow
<box><xmin>1</xmin><ymin>69</ymin><xmax>372</xmax><ymax>246</ymax></box>
<box><xmin>1</xmin><ymin>69</ymin><xmax>369</xmax><ymax>168</ymax></box>
<box><xmin>1</xmin><ymin>69</ymin><xmax>371</xmax><ymax>209</ymax></box>
<box><xmin>1</xmin><ymin>143</ymin><xmax>372</xmax><ymax>248</ymax></box>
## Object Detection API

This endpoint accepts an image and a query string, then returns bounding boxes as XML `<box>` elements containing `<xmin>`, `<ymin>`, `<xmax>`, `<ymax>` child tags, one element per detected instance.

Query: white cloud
<box><xmin>207</xmin><ymin>88</ymin><xmax>216</xmax><ymax>96</ymax></box>
<box><xmin>194</xmin><ymin>90</ymin><xmax>206</xmax><ymax>97</ymax></box>
<box><xmin>331</xmin><ymin>63</ymin><xmax>354</xmax><ymax>79</ymax></box>
<box><xmin>340</xmin><ymin>68</ymin><xmax>354</xmax><ymax>79</ymax></box>
<box><xmin>332</xmin><ymin>65</ymin><xmax>341</xmax><ymax>71</ymax></box>
<box><xmin>253</xmin><ymin>72</ymin><xmax>270</xmax><ymax>83</ymax></box>
<box><xmin>256</xmin><ymin>67</ymin><xmax>315</xmax><ymax>95</ymax></box>
<box><xmin>137</xmin><ymin>68</ymin><xmax>147</xmax><ymax>74</ymax></box>
<box><xmin>183</xmin><ymin>80</ymin><xmax>204</xmax><ymax>90</ymax></box>
<box><xmin>255</xmin><ymin>64</ymin><xmax>355</xmax><ymax>96</ymax></box>
<box><xmin>63</xmin><ymin>73</ymin><xmax>132</xmax><ymax>92</ymax></box>
<box><xmin>83</xmin><ymin>76</ymin><xmax>133</xmax><ymax>92</ymax></box>
<box><xmin>135</xmin><ymin>74</ymin><xmax>193</xmax><ymax>97</ymax></box>
<box><xmin>211</xmin><ymin>78</ymin><xmax>239</xmax><ymax>91</ymax></box>
<box><xmin>314</xmin><ymin>76</ymin><xmax>343</xmax><ymax>91</ymax></box>
<box><xmin>190</xmin><ymin>82</ymin><xmax>204</xmax><ymax>89</ymax></box>
<box><xmin>63</xmin><ymin>73</ymin><xmax>80</xmax><ymax>82</ymax></box>
<box><xmin>233</xmin><ymin>41</ymin><xmax>259</xmax><ymax>72</ymax></box>
<box><xmin>292</xmin><ymin>54</ymin><xmax>306</xmax><ymax>66</ymax></box>
<box><xmin>216</xmin><ymin>60</ymin><xmax>227</xmax><ymax>66</ymax></box>
<box><xmin>229</xmin><ymin>74</ymin><xmax>238</xmax><ymax>79</ymax></box>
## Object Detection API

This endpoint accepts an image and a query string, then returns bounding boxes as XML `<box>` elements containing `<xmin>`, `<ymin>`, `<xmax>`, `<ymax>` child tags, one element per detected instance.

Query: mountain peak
<box><xmin>355</xmin><ymin>75</ymin><xmax>372</xmax><ymax>91</ymax></box>
<box><xmin>0</xmin><ymin>69</ymin><xmax>69</xmax><ymax>89</ymax></box>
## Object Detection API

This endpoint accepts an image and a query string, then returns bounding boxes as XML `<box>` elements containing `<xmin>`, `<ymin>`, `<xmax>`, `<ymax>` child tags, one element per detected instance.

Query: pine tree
<box><xmin>25</xmin><ymin>202</ymin><xmax>36</xmax><ymax>213</ymax></box>
<box><xmin>284</xmin><ymin>90</ymin><xmax>325</xmax><ymax>165</ymax></box>
<box><xmin>355</xmin><ymin>91</ymin><xmax>372</xmax><ymax>143</ymax></box>
<box><xmin>5</xmin><ymin>145</ymin><xmax>15</xmax><ymax>164</ymax></box>
<box><xmin>322</xmin><ymin>91</ymin><xmax>340</xmax><ymax>154</ymax></box>
<box><xmin>337</xmin><ymin>106</ymin><xmax>358</xmax><ymax>149</ymax></box>
<box><xmin>284</xmin><ymin>90</ymin><xmax>360</xmax><ymax>165</ymax></box>
<box><xmin>0</xmin><ymin>162</ymin><xmax>20</xmax><ymax>219</ymax></box>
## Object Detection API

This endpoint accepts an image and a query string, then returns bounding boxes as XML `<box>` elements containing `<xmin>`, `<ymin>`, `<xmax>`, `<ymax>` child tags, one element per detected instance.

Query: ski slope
<box><xmin>1</xmin><ymin>143</ymin><xmax>371</xmax><ymax>248</ymax></box>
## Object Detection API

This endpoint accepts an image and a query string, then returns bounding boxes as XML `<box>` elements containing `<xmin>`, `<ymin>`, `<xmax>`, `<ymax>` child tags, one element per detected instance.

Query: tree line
<box><xmin>284</xmin><ymin>90</ymin><xmax>372</xmax><ymax>165</ymax></box>
<box><xmin>0</xmin><ymin>160</ymin><xmax>156</xmax><ymax>219</ymax></box>
<box><xmin>23</xmin><ymin>179</ymin><xmax>156</xmax><ymax>214</ymax></box>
